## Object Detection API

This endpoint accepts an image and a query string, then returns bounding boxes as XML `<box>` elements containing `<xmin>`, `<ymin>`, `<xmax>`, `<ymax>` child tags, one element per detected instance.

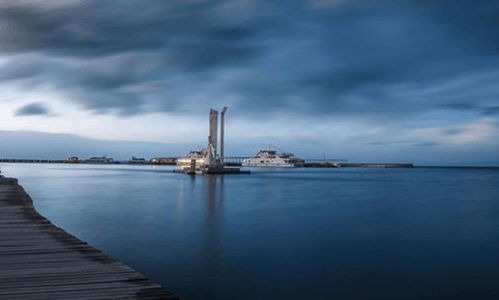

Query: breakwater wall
<box><xmin>336</xmin><ymin>163</ymin><xmax>414</xmax><ymax>168</ymax></box>
<box><xmin>0</xmin><ymin>159</ymin><xmax>414</xmax><ymax>168</ymax></box>
<box><xmin>303</xmin><ymin>162</ymin><xmax>413</xmax><ymax>168</ymax></box>
<box><xmin>0</xmin><ymin>159</ymin><xmax>176</xmax><ymax>165</ymax></box>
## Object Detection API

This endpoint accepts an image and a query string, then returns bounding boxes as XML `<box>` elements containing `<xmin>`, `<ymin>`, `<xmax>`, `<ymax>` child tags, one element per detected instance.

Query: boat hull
<box><xmin>242</xmin><ymin>163</ymin><xmax>295</xmax><ymax>167</ymax></box>
<box><xmin>242</xmin><ymin>159</ymin><xmax>298</xmax><ymax>168</ymax></box>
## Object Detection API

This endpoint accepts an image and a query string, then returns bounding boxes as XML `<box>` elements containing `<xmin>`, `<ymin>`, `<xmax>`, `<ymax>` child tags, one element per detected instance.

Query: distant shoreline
<box><xmin>3</xmin><ymin>160</ymin><xmax>498</xmax><ymax>169</ymax></box>
<box><xmin>0</xmin><ymin>159</ymin><xmax>175</xmax><ymax>166</ymax></box>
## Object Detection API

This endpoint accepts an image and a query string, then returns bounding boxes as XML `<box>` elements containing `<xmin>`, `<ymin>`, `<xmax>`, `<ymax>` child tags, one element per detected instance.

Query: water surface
<box><xmin>2</xmin><ymin>163</ymin><xmax>499</xmax><ymax>299</ymax></box>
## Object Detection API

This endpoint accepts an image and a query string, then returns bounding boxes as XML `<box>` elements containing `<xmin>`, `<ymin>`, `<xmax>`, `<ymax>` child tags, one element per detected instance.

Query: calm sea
<box><xmin>2</xmin><ymin>163</ymin><xmax>499</xmax><ymax>299</ymax></box>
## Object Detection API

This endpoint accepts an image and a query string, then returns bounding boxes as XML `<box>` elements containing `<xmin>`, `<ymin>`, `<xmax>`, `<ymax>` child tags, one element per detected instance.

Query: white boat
<box><xmin>176</xmin><ymin>150</ymin><xmax>208</xmax><ymax>173</ymax></box>
<box><xmin>84</xmin><ymin>156</ymin><xmax>114</xmax><ymax>164</ymax></box>
<box><xmin>242</xmin><ymin>146</ymin><xmax>304</xmax><ymax>167</ymax></box>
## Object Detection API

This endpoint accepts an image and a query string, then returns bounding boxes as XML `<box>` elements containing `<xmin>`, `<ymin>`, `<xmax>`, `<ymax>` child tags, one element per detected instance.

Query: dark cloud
<box><xmin>363</xmin><ymin>140</ymin><xmax>440</xmax><ymax>147</ymax></box>
<box><xmin>443</xmin><ymin>128</ymin><xmax>464</xmax><ymax>136</ymax></box>
<box><xmin>0</xmin><ymin>0</ymin><xmax>498</xmax><ymax>119</ymax></box>
<box><xmin>482</xmin><ymin>106</ymin><xmax>499</xmax><ymax>116</ymax></box>
<box><xmin>444</xmin><ymin>103</ymin><xmax>476</xmax><ymax>111</ymax></box>
<box><xmin>0</xmin><ymin>1</ymin><xmax>261</xmax><ymax>59</ymax></box>
<box><xmin>414</xmin><ymin>142</ymin><xmax>440</xmax><ymax>147</ymax></box>
<box><xmin>443</xmin><ymin>103</ymin><xmax>499</xmax><ymax>117</ymax></box>
<box><xmin>15</xmin><ymin>102</ymin><xmax>51</xmax><ymax>116</ymax></box>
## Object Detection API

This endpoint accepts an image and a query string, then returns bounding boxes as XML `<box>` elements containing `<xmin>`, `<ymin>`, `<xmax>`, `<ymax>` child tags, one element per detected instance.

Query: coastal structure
<box><xmin>220</xmin><ymin>107</ymin><xmax>227</xmax><ymax>166</ymax></box>
<box><xmin>150</xmin><ymin>157</ymin><xmax>177</xmax><ymax>165</ymax></box>
<box><xmin>68</xmin><ymin>156</ymin><xmax>80</xmax><ymax>163</ymax></box>
<box><xmin>177</xmin><ymin>107</ymin><xmax>248</xmax><ymax>174</ymax></box>
<box><xmin>0</xmin><ymin>157</ymin><xmax>413</xmax><ymax>168</ymax></box>
<box><xmin>0</xmin><ymin>177</ymin><xmax>177</xmax><ymax>299</ymax></box>
<box><xmin>128</xmin><ymin>156</ymin><xmax>147</xmax><ymax>164</ymax></box>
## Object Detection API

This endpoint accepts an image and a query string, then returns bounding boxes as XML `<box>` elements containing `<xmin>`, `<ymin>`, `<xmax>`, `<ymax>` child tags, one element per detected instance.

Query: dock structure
<box><xmin>336</xmin><ymin>163</ymin><xmax>414</xmax><ymax>168</ymax></box>
<box><xmin>0</xmin><ymin>177</ymin><xmax>178</xmax><ymax>299</ymax></box>
<box><xmin>177</xmin><ymin>107</ymin><xmax>249</xmax><ymax>175</ymax></box>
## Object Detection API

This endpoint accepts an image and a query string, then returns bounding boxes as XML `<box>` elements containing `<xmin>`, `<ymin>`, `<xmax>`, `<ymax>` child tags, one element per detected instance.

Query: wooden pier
<box><xmin>0</xmin><ymin>177</ymin><xmax>178</xmax><ymax>299</ymax></box>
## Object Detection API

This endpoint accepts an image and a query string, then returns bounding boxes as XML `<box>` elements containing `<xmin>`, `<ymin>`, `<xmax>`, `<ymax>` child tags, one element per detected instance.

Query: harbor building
<box><xmin>128</xmin><ymin>156</ymin><xmax>147</xmax><ymax>164</ymax></box>
<box><xmin>67</xmin><ymin>156</ymin><xmax>80</xmax><ymax>163</ymax></box>
<box><xmin>150</xmin><ymin>157</ymin><xmax>177</xmax><ymax>165</ymax></box>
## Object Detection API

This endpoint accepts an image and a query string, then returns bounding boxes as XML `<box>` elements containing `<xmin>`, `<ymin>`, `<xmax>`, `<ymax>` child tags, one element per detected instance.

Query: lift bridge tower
<box><xmin>208</xmin><ymin>109</ymin><xmax>218</xmax><ymax>159</ymax></box>
<box><xmin>204</xmin><ymin>107</ymin><xmax>247</xmax><ymax>174</ymax></box>
<box><xmin>206</xmin><ymin>107</ymin><xmax>227</xmax><ymax>170</ymax></box>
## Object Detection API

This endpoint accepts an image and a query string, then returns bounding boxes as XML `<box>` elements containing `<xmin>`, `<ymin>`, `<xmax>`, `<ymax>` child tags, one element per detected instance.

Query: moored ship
<box><xmin>242</xmin><ymin>146</ymin><xmax>304</xmax><ymax>167</ymax></box>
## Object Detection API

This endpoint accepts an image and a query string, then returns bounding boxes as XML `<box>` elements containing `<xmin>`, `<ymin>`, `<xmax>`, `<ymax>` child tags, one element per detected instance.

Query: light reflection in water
<box><xmin>202</xmin><ymin>175</ymin><xmax>225</xmax><ymax>277</ymax></box>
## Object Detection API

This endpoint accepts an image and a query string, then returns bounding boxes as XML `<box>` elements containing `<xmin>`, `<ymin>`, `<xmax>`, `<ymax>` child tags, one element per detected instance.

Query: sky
<box><xmin>0</xmin><ymin>0</ymin><xmax>498</xmax><ymax>165</ymax></box>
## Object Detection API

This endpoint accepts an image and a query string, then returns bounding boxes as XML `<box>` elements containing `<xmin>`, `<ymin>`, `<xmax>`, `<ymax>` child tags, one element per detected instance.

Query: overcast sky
<box><xmin>1</xmin><ymin>0</ymin><xmax>498</xmax><ymax>165</ymax></box>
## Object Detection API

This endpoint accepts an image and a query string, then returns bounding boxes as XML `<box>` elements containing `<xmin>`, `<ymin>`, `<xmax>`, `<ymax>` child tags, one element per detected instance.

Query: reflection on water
<box><xmin>202</xmin><ymin>175</ymin><xmax>224</xmax><ymax>277</ymax></box>
<box><xmin>2</xmin><ymin>163</ymin><xmax>499</xmax><ymax>299</ymax></box>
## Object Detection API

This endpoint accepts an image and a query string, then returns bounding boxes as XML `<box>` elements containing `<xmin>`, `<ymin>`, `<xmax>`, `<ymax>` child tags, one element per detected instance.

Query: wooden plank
<box><xmin>0</xmin><ymin>177</ymin><xmax>179</xmax><ymax>299</ymax></box>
